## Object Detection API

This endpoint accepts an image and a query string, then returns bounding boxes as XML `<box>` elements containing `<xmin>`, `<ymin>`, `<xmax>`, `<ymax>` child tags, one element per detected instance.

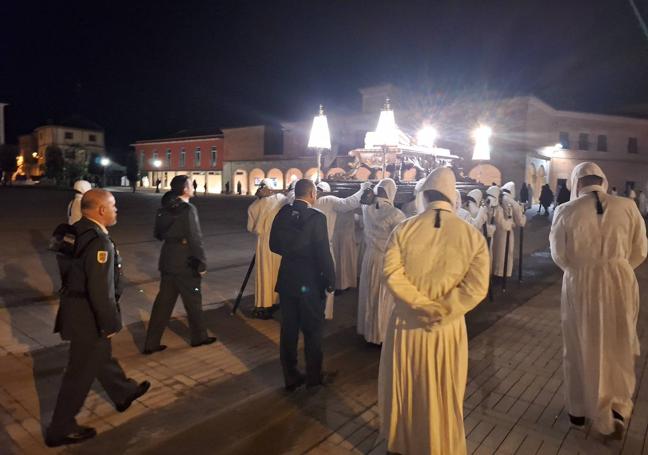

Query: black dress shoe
<box><xmin>307</xmin><ymin>371</ymin><xmax>338</xmax><ymax>389</ymax></box>
<box><xmin>143</xmin><ymin>344</ymin><xmax>167</xmax><ymax>355</ymax></box>
<box><xmin>568</xmin><ymin>414</ymin><xmax>585</xmax><ymax>428</ymax></box>
<box><xmin>116</xmin><ymin>381</ymin><xmax>151</xmax><ymax>412</ymax></box>
<box><xmin>284</xmin><ymin>374</ymin><xmax>306</xmax><ymax>392</ymax></box>
<box><xmin>191</xmin><ymin>336</ymin><xmax>217</xmax><ymax>347</ymax></box>
<box><xmin>45</xmin><ymin>426</ymin><xmax>97</xmax><ymax>447</ymax></box>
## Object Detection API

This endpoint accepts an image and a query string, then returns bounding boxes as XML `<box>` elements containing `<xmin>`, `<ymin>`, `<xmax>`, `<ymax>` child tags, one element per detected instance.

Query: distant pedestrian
<box><xmin>556</xmin><ymin>185</ymin><xmax>570</xmax><ymax>206</ymax></box>
<box><xmin>237</xmin><ymin>181</ymin><xmax>242</xmax><ymax>195</ymax></box>
<box><xmin>225</xmin><ymin>181</ymin><xmax>230</xmax><ymax>194</ymax></box>
<box><xmin>519</xmin><ymin>182</ymin><xmax>529</xmax><ymax>209</ymax></box>
<box><xmin>270</xmin><ymin>179</ymin><xmax>336</xmax><ymax>391</ymax></box>
<box><xmin>204</xmin><ymin>182</ymin><xmax>208</xmax><ymax>195</ymax></box>
<box><xmin>611</xmin><ymin>186</ymin><xmax>618</xmax><ymax>196</ymax></box>
<box><xmin>192</xmin><ymin>179</ymin><xmax>198</xmax><ymax>195</ymax></box>
<box><xmin>155</xmin><ymin>179</ymin><xmax>161</xmax><ymax>193</ymax></box>
<box><xmin>527</xmin><ymin>183</ymin><xmax>534</xmax><ymax>209</ymax></box>
<box><xmin>379</xmin><ymin>168</ymin><xmax>489</xmax><ymax>454</ymax></box>
<box><xmin>628</xmin><ymin>187</ymin><xmax>637</xmax><ymax>201</ymax></box>
<box><xmin>550</xmin><ymin>162</ymin><xmax>647</xmax><ymax>437</ymax></box>
<box><xmin>143</xmin><ymin>175</ymin><xmax>217</xmax><ymax>354</ymax></box>
<box><xmin>539</xmin><ymin>184</ymin><xmax>554</xmax><ymax>214</ymax></box>
<box><xmin>67</xmin><ymin>180</ymin><xmax>91</xmax><ymax>224</ymax></box>
<box><xmin>639</xmin><ymin>190</ymin><xmax>648</xmax><ymax>217</ymax></box>
<box><xmin>46</xmin><ymin>189</ymin><xmax>150</xmax><ymax>447</ymax></box>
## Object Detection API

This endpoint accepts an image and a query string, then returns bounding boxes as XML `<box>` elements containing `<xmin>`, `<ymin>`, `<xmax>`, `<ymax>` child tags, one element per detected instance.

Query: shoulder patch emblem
<box><xmin>97</xmin><ymin>251</ymin><xmax>108</xmax><ymax>264</ymax></box>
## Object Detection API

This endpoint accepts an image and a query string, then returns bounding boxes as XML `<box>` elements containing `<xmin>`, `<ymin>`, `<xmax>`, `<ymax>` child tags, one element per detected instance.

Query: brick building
<box><xmin>133</xmin><ymin>129</ymin><xmax>224</xmax><ymax>193</ymax></box>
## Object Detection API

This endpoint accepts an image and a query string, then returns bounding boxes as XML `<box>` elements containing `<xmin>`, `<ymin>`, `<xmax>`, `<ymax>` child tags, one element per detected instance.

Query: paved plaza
<box><xmin>1</xmin><ymin>187</ymin><xmax>648</xmax><ymax>454</ymax></box>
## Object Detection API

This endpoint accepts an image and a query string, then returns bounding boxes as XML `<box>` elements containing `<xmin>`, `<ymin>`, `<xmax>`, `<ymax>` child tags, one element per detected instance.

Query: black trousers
<box><xmin>48</xmin><ymin>337</ymin><xmax>137</xmax><ymax>437</ymax></box>
<box><xmin>144</xmin><ymin>273</ymin><xmax>207</xmax><ymax>349</ymax></box>
<box><xmin>279</xmin><ymin>292</ymin><xmax>325</xmax><ymax>387</ymax></box>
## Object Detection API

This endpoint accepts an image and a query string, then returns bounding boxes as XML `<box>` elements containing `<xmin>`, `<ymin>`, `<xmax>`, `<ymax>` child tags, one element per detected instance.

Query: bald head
<box><xmin>81</xmin><ymin>189</ymin><xmax>118</xmax><ymax>227</ymax></box>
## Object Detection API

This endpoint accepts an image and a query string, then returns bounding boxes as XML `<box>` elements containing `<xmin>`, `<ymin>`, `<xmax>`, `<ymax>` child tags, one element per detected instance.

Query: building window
<box><xmin>194</xmin><ymin>147</ymin><xmax>201</xmax><ymax>166</ymax></box>
<box><xmin>211</xmin><ymin>146</ymin><xmax>217</xmax><ymax>167</ymax></box>
<box><xmin>152</xmin><ymin>151</ymin><xmax>158</xmax><ymax>163</ymax></box>
<box><xmin>166</xmin><ymin>149</ymin><xmax>171</xmax><ymax>167</ymax></box>
<box><xmin>628</xmin><ymin>137</ymin><xmax>638</xmax><ymax>154</ymax></box>
<box><xmin>89</xmin><ymin>134</ymin><xmax>97</xmax><ymax>142</ymax></box>
<box><xmin>559</xmin><ymin>132</ymin><xmax>570</xmax><ymax>149</ymax></box>
<box><xmin>180</xmin><ymin>149</ymin><xmax>186</xmax><ymax>167</ymax></box>
<box><xmin>596</xmin><ymin>135</ymin><xmax>607</xmax><ymax>152</ymax></box>
<box><xmin>64</xmin><ymin>131</ymin><xmax>74</xmax><ymax>140</ymax></box>
<box><xmin>139</xmin><ymin>151</ymin><xmax>145</xmax><ymax>167</ymax></box>
<box><xmin>578</xmin><ymin>133</ymin><xmax>589</xmax><ymax>151</ymax></box>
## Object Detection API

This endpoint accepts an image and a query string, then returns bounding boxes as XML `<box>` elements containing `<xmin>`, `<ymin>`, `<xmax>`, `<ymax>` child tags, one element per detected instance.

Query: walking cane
<box><xmin>231</xmin><ymin>254</ymin><xmax>256</xmax><ymax>315</ymax></box>
<box><xmin>518</xmin><ymin>226</ymin><xmax>524</xmax><ymax>283</ymax></box>
<box><xmin>502</xmin><ymin>229</ymin><xmax>510</xmax><ymax>293</ymax></box>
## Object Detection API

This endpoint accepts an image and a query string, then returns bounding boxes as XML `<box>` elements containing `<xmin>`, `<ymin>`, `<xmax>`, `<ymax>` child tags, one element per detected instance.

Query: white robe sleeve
<box><xmin>331</xmin><ymin>188</ymin><xmax>364</xmax><ymax>213</ymax></box>
<box><xmin>549</xmin><ymin>205</ymin><xmax>569</xmax><ymax>271</ymax></box>
<box><xmin>510</xmin><ymin>200</ymin><xmax>527</xmax><ymax>228</ymax></box>
<box><xmin>472</xmin><ymin>206</ymin><xmax>488</xmax><ymax>230</ymax></box>
<box><xmin>629</xmin><ymin>204</ymin><xmax>648</xmax><ymax>269</ymax></box>
<box><xmin>247</xmin><ymin>200</ymin><xmax>260</xmax><ymax>234</ymax></box>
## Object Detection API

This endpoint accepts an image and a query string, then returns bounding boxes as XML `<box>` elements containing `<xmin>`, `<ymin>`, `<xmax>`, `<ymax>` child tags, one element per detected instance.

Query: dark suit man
<box><xmin>143</xmin><ymin>175</ymin><xmax>216</xmax><ymax>354</ymax></box>
<box><xmin>46</xmin><ymin>189</ymin><xmax>150</xmax><ymax>447</ymax></box>
<box><xmin>270</xmin><ymin>179</ymin><xmax>336</xmax><ymax>391</ymax></box>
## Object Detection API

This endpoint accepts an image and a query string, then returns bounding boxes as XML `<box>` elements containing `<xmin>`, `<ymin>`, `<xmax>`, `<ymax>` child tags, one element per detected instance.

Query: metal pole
<box><xmin>231</xmin><ymin>254</ymin><xmax>256</xmax><ymax>315</ymax></box>
<box><xmin>316</xmin><ymin>148</ymin><xmax>322</xmax><ymax>183</ymax></box>
<box><xmin>502</xmin><ymin>230</ymin><xmax>510</xmax><ymax>292</ymax></box>
<box><xmin>382</xmin><ymin>146</ymin><xmax>387</xmax><ymax>177</ymax></box>
<box><xmin>518</xmin><ymin>226</ymin><xmax>524</xmax><ymax>283</ymax></box>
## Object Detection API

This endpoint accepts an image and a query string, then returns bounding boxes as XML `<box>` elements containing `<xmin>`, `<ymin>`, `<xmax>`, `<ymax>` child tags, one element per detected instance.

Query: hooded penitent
<box><xmin>316</xmin><ymin>181</ymin><xmax>331</xmax><ymax>193</ymax></box>
<box><xmin>379</xmin><ymin>166</ymin><xmax>489</xmax><ymax>455</ymax></box>
<box><xmin>550</xmin><ymin>161</ymin><xmax>647</xmax><ymax>434</ymax></box>
<box><xmin>501</xmin><ymin>181</ymin><xmax>515</xmax><ymax>198</ymax></box>
<box><xmin>358</xmin><ymin>177</ymin><xmax>405</xmax><ymax>344</ymax></box>
<box><xmin>486</xmin><ymin>185</ymin><xmax>500</xmax><ymax>207</ymax></box>
<box><xmin>67</xmin><ymin>180</ymin><xmax>92</xmax><ymax>224</ymax></box>
<box><xmin>414</xmin><ymin>167</ymin><xmax>456</xmax><ymax>220</ymax></box>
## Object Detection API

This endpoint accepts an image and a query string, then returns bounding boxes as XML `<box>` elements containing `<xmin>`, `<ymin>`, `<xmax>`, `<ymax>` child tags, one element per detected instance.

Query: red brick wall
<box><xmin>135</xmin><ymin>137</ymin><xmax>224</xmax><ymax>171</ymax></box>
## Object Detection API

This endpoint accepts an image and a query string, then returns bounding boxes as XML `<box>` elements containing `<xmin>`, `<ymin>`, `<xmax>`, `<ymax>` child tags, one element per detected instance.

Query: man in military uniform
<box><xmin>270</xmin><ymin>179</ymin><xmax>336</xmax><ymax>391</ymax></box>
<box><xmin>46</xmin><ymin>189</ymin><xmax>150</xmax><ymax>447</ymax></box>
<box><xmin>143</xmin><ymin>175</ymin><xmax>216</xmax><ymax>354</ymax></box>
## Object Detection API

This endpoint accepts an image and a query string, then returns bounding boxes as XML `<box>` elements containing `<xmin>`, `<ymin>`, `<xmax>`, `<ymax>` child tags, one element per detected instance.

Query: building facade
<box><xmin>133</xmin><ymin>129</ymin><xmax>224</xmax><ymax>193</ymax></box>
<box><xmin>17</xmin><ymin>116</ymin><xmax>106</xmax><ymax>178</ymax></box>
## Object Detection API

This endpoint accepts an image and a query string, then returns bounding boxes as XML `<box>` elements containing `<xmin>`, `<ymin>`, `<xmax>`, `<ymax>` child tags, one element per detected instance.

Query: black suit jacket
<box><xmin>270</xmin><ymin>200</ymin><xmax>335</xmax><ymax>298</ymax></box>
<box><xmin>154</xmin><ymin>194</ymin><xmax>206</xmax><ymax>275</ymax></box>
<box><xmin>54</xmin><ymin>218</ymin><xmax>123</xmax><ymax>341</ymax></box>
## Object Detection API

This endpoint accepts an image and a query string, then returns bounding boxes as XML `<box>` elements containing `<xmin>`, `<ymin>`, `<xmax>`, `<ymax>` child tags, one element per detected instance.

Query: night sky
<box><xmin>2</xmin><ymin>0</ymin><xmax>647</xmax><ymax>162</ymax></box>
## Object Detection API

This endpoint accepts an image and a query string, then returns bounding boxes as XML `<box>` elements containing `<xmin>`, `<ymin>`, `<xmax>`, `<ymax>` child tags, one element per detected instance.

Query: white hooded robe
<box><xmin>358</xmin><ymin>179</ymin><xmax>405</xmax><ymax>344</ymax></box>
<box><xmin>333</xmin><ymin>210</ymin><xmax>359</xmax><ymax>290</ymax></box>
<box><xmin>247</xmin><ymin>192</ymin><xmax>287</xmax><ymax>308</ymax></box>
<box><xmin>492</xmin><ymin>182</ymin><xmax>526</xmax><ymax>277</ymax></box>
<box><xmin>379</xmin><ymin>168</ymin><xmax>490</xmax><ymax>455</ymax></box>
<box><xmin>550</xmin><ymin>162</ymin><xmax>647</xmax><ymax>434</ymax></box>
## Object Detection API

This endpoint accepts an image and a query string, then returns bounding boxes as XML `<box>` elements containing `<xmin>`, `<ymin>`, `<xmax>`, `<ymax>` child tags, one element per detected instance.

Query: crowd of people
<box><xmin>47</xmin><ymin>163</ymin><xmax>647</xmax><ymax>453</ymax></box>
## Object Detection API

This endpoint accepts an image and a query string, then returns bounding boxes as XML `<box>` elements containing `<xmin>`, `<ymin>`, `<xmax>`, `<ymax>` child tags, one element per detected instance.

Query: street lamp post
<box><xmin>375</xmin><ymin>99</ymin><xmax>399</xmax><ymax>178</ymax></box>
<box><xmin>100</xmin><ymin>157</ymin><xmax>110</xmax><ymax>188</ymax></box>
<box><xmin>307</xmin><ymin>105</ymin><xmax>331</xmax><ymax>183</ymax></box>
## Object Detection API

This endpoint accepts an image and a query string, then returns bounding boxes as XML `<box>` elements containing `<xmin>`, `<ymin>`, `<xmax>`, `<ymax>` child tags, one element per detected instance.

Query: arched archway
<box><xmin>285</xmin><ymin>168</ymin><xmax>303</xmax><ymax>185</ymax></box>
<box><xmin>233</xmin><ymin>169</ymin><xmax>248</xmax><ymax>195</ymax></box>
<box><xmin>526</xmin><ymin>164</ymin><xmax>537</xmax><ymax>202</ymax></box>
<box><xmin>468</xmin><ymin>164</ymin><xmax>501</xmax><ymax>186</ymax></box>
<box><xmin>304</xmin><ymin>167</ymin><xmax>319</xmax><ymax>181</ymax></box>
<box><xmin>267</xmin><ymin>168</ymin><xmax>284</xmax><ymax>189</ymax></box>
<box><xmin>249</xmin><ymin>168</ymin><xmax>265</xmax><ymax>192</ymax></box>
<box><xmin>326</xmin><ymin>167</ymin><xmax>345</xmax><ymax>179</ymax></box>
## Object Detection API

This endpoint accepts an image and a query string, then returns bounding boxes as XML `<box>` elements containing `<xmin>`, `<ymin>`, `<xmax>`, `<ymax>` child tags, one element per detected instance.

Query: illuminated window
<box><xmin>180</xmin><ymin>149</ymin><xmax>186</xmax><ymax>167</ymax></box>
<box><xmin>195</xmin><ymin>147</ymin><xmax>201</xmax><ymax>166</ymax></box>
<box><xmin>211</xmin><ymin>146</ymin><xmax>217</xmax><ymax>167</ymax></box>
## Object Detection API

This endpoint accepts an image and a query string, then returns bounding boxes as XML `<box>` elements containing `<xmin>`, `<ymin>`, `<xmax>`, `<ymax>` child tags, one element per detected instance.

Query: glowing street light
<box><xmin>153</xmin><ymin>159</ymin><xmax>162</xmax><ymax>168</ymax></box>
<box><xmin>307</xmin><ymin>105</ymin><xmax>331</xmax><ymax>182</ymax></box>
<box><xmin>375</xmin><ymin>98</ymin><xmax>399</xmax><ymax>177</ymax></box>
<box><xmin>417</xmin><ymin>126</ymin><xmax>438</xmax><ymax>148</ymax></box>
<box><xmin>100</xmin><ymin>157</ymin><xmax>111</xmax><ymax>167</ymax></box>
<box><xmin>472</xmin><ymin>125</ymin><xmax>492</xmax><ymax>161</ymax></box>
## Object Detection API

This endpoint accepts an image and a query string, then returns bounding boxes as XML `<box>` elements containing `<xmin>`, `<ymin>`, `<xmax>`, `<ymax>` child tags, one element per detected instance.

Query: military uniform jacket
<box><xmin>54</xmin><ymin>218</ymin><xmax>123</xmax><ymax>341</ymax></box>
<box><xmin>270</xmin><ymin>200</ymin><xmax>335</xmax><ymax>298</ymax></box>
<box><xmin>154</xmin><ymin>196</ymin><xmax>206</xmax><ymax>275</ymax></box>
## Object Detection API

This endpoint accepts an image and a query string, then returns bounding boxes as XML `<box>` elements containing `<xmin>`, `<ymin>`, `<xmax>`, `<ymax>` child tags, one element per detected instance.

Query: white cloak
<box><xmin>357</xmin><ymin>198</ymin><xmax>405</xmax><ymax>344</ymax></box>
<box><xmin>67</xmin><ymin>196</ymin><xmax>83</xmax><ymax>225</ymax></box>
<box><xmin>333</xmin><ymin>210</ymin><xmax>359</xmax><ymax>290</ymax></box>
<box><xmin>379</xmin><ymin>202</ymin><xmax>490</xmax><ymax>455</ymax></box>
<box><xmin>550</xmin><ymin>186</ymin><xmax>647</xmax><ymax>433</ymax></box>
<box><xmin>247</xmin><ymin>194</ymin><xmax>287</xmax><ymax>308</ymax></box>
<box><xmin>492</xmin><ymin>194</ymin><xmax>525</xmax><ymax>277</ymax></box>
